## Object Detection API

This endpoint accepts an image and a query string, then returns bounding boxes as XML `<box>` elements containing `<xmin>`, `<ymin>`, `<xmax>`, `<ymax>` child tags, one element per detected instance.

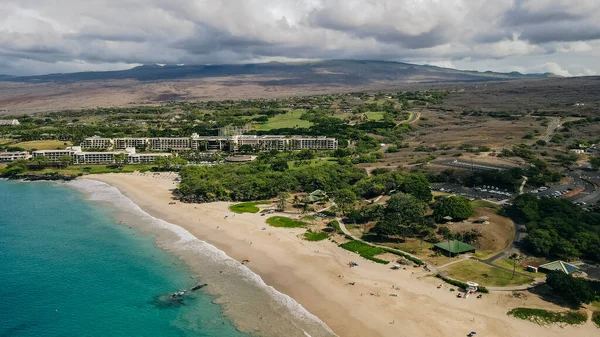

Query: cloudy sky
<box><xmin>1</xmin><ymin>0</ymin><xmax>599</xmax><ymax>76</ymax></box>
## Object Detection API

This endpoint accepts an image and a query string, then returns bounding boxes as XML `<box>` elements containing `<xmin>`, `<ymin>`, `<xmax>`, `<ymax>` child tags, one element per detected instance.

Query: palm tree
<box><xmin>509</xmin><ymin>253</ymin><xmax>521</xmax><ymax>280</ymax></box>
<box><xmin>277</xmin><ymin>192</ymin><xmax>290</xmax><ymax>211</ymax></box>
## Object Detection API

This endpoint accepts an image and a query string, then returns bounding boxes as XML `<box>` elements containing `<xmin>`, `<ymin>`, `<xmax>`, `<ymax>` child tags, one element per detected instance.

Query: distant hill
<box><xmin>0</xmin><ymin>60</ymin><xmax>554</xmax><ymax>84</ymax></box>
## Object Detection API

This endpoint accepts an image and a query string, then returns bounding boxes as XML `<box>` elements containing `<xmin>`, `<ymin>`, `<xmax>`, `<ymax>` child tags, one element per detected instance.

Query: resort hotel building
<box><xmin>80</xmin><ymin>134</ymin><xmax>337</xmax><ymax>152</ymax></box>
<box><xmin>0</xmin><ymin>151</ymin><xmax>31</xmax><ymax>162</ymax></box>
<box><xmin>32</xmin><ymin>147</ymin><xmax>172</xmax><ymax>165</ymax></box>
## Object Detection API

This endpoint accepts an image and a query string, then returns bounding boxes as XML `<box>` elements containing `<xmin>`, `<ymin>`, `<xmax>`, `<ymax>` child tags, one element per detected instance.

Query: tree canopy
<box><xmin>433</xmin><ymin>196</ymin><xmax>474</xmax><ymax>222</ymax></box>
<box><xmin>512</xmin><ymin>194</ymin><xmax>600</xmax><ymax>262</ymax></box>
<box><xmin>545</xmin><ymin>271</ymin><xmax>599</xmax><ymax>306</ymax></box>
<box><xmin>372</xmin><ymin>193</ymin><xmax>429</xmax><ymax>238</ymax></box>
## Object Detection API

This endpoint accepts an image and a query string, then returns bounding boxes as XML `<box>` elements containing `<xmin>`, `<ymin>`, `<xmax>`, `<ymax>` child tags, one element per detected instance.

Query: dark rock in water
<box><xmin>191</xmin><ymin>284</ymin><xmax>207</xmax><ymax>291</ymax></box>
<box><xmin>152</xmin><ymin>290</ymin><xmax>187</xmax><ymax>309</ymax></box>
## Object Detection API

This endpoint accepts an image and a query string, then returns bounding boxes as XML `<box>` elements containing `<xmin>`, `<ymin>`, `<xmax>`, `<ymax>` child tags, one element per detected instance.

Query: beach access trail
<box><xmin>86</xmin><ymin>173</ymin><xmax>597</xmax><ymax>337</ymax></box>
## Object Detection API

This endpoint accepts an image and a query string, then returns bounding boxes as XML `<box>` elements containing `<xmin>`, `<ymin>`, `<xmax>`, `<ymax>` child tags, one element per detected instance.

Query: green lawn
<box><xmin>12</xmin><ymin>140</ymin><xmax>72</xmax><ymax>150</ymax></box>
<box><xmin>266</xmin><ymin>216</ymin><xmax>306</xmax><ymax>228</ymax></box>
<box><xmin>494</xmin><ymin>258</ymin><xmax>541</xmax><ymax>278</ymax></box>
<box><xmin>508</xmin><ymin>308</ymin><xmax>588</xmax><ymax>326</ymax></box>
<box><xmin>340</xmin><ymin>240</ymin><xmax>389</xmax><ymax>264</ymax></box>
<box><xmin>471</xmin><ymin>200</ymin><xmax>501</xmax><ymax>210</ymax></box>
<box><xmin>230</xmin><ymin>201</ymin><xmax>271</xmax><ymax>214</ymax></box>
<box><xmin>254</xmin><ymin>110</ymin><xmax>313</xmax><ymax>131</ymax></box>
<box><xmin>442</xmin><ymin>259</ymin><xmax>534</xmax><ymax>287</ymax></box>
<box><xmin>366</xmin><ymin>111</ymin><xmax>385</xmax><ymax>121</ymax></box>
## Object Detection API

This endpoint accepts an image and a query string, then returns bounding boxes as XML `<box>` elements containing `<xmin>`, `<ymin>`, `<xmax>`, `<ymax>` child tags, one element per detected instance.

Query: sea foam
<box><xmin>68</xmin><ymin>179</ymin><xmax>337</xmax><ymax>337</ymax></box>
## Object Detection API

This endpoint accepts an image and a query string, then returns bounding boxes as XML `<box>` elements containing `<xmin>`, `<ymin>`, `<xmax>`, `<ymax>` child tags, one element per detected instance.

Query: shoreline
<box><xmin>82</xmin><ymin>173</ymin><xmax>596</xmax><ymax>337</ymax></box>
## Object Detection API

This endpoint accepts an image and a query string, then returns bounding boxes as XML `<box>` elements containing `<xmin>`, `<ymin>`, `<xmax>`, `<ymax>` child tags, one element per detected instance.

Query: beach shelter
<box><xmin>433</xmin><ymin>240</ymin><xmax>476</xmax><ymax>256</ymax></box>
<box><xmin>539</xmin><ymin>260</ymin><xmax>579</xmax><ymax>275</ymax></box>
<box><xmin>304</xmin><ymin>190</ymin><xmax>328</xmax><ymax>203</ymax></box>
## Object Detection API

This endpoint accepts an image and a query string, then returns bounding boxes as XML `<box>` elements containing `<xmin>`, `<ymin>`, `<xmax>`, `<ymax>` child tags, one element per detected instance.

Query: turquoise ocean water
<box><xmin>0</xmin><ymin>180</ymin><xmax>248</xmax><ymax>337</ymax></box>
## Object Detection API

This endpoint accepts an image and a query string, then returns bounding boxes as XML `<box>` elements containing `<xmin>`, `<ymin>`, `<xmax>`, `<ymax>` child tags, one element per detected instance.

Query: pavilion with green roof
<box><xmin>433</xmin><ymin>240</ymin><xmax>476</xmax><ymax>256</ymax></box>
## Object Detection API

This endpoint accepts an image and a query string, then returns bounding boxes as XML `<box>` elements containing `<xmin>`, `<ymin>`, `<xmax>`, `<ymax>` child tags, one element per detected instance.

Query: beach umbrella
<box><xmin>470</xmin><ymin>332</ymin><xmax>477</xmax><ymax>335</ymax></box>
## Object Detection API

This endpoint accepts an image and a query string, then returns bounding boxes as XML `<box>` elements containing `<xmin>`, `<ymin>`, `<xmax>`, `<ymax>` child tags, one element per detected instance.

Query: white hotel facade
<box><xmin>81</xmin><ymin>134</ymin><xmax>338</xmax><ymax>152</ymax></box>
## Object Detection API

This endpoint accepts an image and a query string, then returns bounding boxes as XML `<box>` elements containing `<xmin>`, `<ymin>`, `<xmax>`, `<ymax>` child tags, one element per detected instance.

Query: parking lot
<box><xmin>431</xmin><ymin>183</ymin><xmax>514</xmax><ymax>203</ymax></box>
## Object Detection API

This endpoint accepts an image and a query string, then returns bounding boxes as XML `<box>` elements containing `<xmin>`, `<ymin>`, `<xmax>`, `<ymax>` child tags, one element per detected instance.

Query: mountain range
<box><xmin>0</xmin><ymin>60</ymin><xmax>555</xmax><ymax>84</ymax></box>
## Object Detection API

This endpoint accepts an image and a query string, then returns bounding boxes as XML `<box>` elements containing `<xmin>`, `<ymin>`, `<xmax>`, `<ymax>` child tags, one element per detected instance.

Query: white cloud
<box><xmin>0</xmin><ymin>0</ymin><xmax>599</xmax><ymax>75</ymax></box>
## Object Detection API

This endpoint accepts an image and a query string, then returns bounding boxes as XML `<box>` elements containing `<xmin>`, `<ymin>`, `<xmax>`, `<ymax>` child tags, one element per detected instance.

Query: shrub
<box><xmin>435</xmin><ymin>274</ymin><xmax>489</xmax><ymax>293</ymax></box>
<box><xmin>593</xmin><ymin>311</ymin><xmax>600</xmax><ymax>328</ymax></box>
<box><xmin>327</xmin><ymin>220</ymin><xmax>343</xmax><ymax>234</ymax></box>
<box><xmin>303</xmin><ymin>230</ymin><xmax>329</xmax><ymax>241</ymax></box>
<box><xmin>383</xmin><ymin>248</ymin><xmax>424</xmax><ymax>265</ymax></box>
<box><xmin>507</xmin><ymin>308</ymin><xmax>587</xmax><ymax>326</ymax></box>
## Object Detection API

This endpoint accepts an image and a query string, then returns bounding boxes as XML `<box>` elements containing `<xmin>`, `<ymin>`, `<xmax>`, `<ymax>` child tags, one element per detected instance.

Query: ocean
<box><xmin>0</xmin><ymin>179</ymin><xmax>335</xmax><ymax>337</ymax></box>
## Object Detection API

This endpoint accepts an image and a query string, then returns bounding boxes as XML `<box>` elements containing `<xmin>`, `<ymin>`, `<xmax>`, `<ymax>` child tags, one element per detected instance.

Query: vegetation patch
<box><xmin>442</xmin><ymin>259</ymin><xmax>533</xmax><ymax>287</ymax></box>
<box><xmin>382</xmin><ymin>248</ymin><xmax>425</xmax><ymax>265</ymax></box>
<box><xmin>507</xmin><ymin>308</ymin><xmax>587</xmax><ymax>326</ymax></box>
<box><xmin>339</xmin><ymin>240</ymin><xmax>389</xmax><ymax>264</ymax></box>
<box><xmin>229</xmin><ymin>201</ymin><xmax>270</xmax><ymax>214</ymax></box>
<box><xmin>255</xmin><ymin>110</ymin><xmax>313</xmax><ymax>130</ymax></box>
<box><xmin>435</xmin><ymin>274</ymin><xmax>489</xmax><ymax>293</ymax></box>
<box><xmin>303</xmin><ymin>229</ymin><xmax>329</xmax><ymax>241</ymax></box>
<box><xmin>593</xmin><ymin>311</ymin><xmax>600</xmax><ymax>328</ymax></box>
<box><xmin>470</xmin><ymin>199</ymin><xmax>501</xmax><ymax>210</ymax></box>
<box><xmin>266</xmin><ymin>216</ymin><xmax>306</xmax><ymax>228</ymax></box>
<box><xmin>326</xmin><ymin>220</ymin><xmax>343</xmax><ymax>235</ymax></box>
<box><xmin>11</xmin><ymin>140</ymin><xmax>71</xmax><ymax>150</ymax></box>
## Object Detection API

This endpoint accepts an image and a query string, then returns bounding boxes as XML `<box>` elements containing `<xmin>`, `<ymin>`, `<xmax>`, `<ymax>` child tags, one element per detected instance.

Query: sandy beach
<box><xmin>85</xmin><ymin>173</ymin><xmax>597</xmax><ymax>337</ymax></box>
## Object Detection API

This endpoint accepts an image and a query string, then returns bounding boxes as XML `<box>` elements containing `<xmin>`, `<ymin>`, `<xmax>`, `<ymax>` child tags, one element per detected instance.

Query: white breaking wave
<box><xmin>68</xmin><ymin>179</ymin><xmax>337</xmax><ymax>336</ymax></box>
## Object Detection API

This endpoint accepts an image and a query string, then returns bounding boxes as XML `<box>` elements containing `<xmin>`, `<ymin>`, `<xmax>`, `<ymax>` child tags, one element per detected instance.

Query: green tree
<box><xmin>373</xmin><ymin>193</ymin><xmax>427</xmax><ymax>238</ymax></box>
<box><xmin>433</xmin><ymin>196</ymin><xmax>473</xmax><ymax>222</ymax></box>
<box><xmin>546</xmin><ymin>271</ymin><xmax>597</xmax><ymax>306</ymax></box>
<box><xmin>332</xmin><ymin>189</ymin><xmax>357</xmax><ymax>215</ymax></box>
<box><xmin>271</xmin><ymin>158</ymin><xmax>289</xmax><ymax>172</ymax></box>
<box><xmin>114</xmin><ymin>153</ymin><xmax>127</xmax><ymax>169</ymax></box>
<box><xmin>277</xmin><ymin>192</ymin><xmax>290</xmax><ymax>211</ymax></box>
<box><xmin>590</xmin><ymin>156</ymin><xmax>600</xmax><ymax>171</ymax></box>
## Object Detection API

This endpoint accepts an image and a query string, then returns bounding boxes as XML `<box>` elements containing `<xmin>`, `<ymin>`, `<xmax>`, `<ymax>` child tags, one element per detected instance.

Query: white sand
<box><xmin>86</xmin><ymin>173</ymin><xmax>597</xmax><ymax>337</ymax></box>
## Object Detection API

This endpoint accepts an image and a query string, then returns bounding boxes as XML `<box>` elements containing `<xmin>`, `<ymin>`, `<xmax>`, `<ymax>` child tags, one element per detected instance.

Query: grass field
<box><xmin>266</xmin><ymin>216</ymin><xmax>306</xmax><ymax>228</ymax></box>
<box><xmin>12</xmin><ymin>140</ymin><xmax>72</xmax><ymax>150</ymax></box>
<box><xmin>366</xmin><ymin>111</ymin><xmax>385</xmax><ymax>121</ymax></box>
<box><xmin>442</xmin><ymin>259</ymin><xmax>534</xmax><ymax>287</ymax></box>
<box><xmin>507</xmin><ymin>308</ymin><xmax>588</xmax><ymax>326</ymax></box>
<box><xmin>254</xmin><ymin>110</ymin><xmax>313</xmax><ymax>131</ymax></box>
<box><xmin>494</xmin><ymin>258</ymin><xmax>541</xmax><ymax>278</ymax></box>
<box><xmin>471</xmin><ymin>199</ymin><xmax>501</xmax><ymax>210</ymax></box>
<box><xmin>229</xmin><ymin>201</ymin><xmax>271</xmax><ymax>214</ymax></box>
<box><xmin>340</xmin><ymin>240</ymin><xmax>389</xmax><ymax>264</ymax></box>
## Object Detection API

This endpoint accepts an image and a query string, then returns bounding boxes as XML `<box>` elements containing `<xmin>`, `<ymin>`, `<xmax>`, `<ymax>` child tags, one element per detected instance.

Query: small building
<box><xmin>304</xmin><ymin>190</ymin><xmax>328</xmax><ymax>203</ymax></box>
<box><xmin>433</xmin><ymin>240</ymin><xmax>476</xmax><ymax>256</ymax></box>
<box><xmin>0</xmin><ymin>119</ymin><xmax>20</xmax><ymax>126</ymax></box>
<box><xmin>539</xmin><ymin>261</ymin><xmax>579</xmax><ymax>275</ymax></box>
